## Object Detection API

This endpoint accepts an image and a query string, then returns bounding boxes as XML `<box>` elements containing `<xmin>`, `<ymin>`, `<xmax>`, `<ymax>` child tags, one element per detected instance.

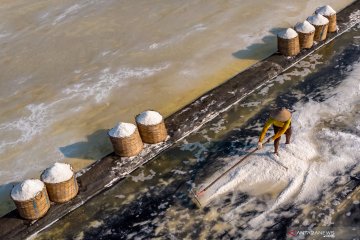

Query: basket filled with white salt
<box><xmin>108</xmin><ymin>122</ymin><xmax>143</xmax><ymax>157</ymax></box>
<box><xmin>294</xmin><ymin>20</ymin><xmax>315</xmax><ymax>49</ymax></box>
<box><xmin>315</xmin><ymin>5</ymin><xmax>336</xmax><ymax>33</ymax></box>
<box><xmin>135</xmin><ymin>110</ymin><xmax>168</xmax><ymax>144</ymax></box>
<box><xmin>11</xmin><ymin>179</ymin><xmax>50</xmax><ymax>220</ymax></box>
<box><xmin>277</xmin><ymin>28</ymin><xmax>300</xmax><ymax>56</ymax></box>
<box><xmin>307</xmin><ymin>13</ymin><xmax>329</xmax><ymax>42</ymax></box>
<box><xmin>41</xmin><ymin>163</ymin><xmax>78</xmax><ymax>203</ymax></box>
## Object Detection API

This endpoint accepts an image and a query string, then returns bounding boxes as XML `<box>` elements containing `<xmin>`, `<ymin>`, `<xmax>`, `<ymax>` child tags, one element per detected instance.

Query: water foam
<box><xmin>63</xmin><ymin>64</ymin><xmax>170</xmax><ymax>103</ymax></box>
<box><xmin>0</xmin><ymin>62</ymin><xmax>169</xmax><ymax>168</ymax></box>
<box><xmin>148</xmin><ymin>24</ymin><xmax>207</xmax><ymax>50</ymax></box>
<box><xmin>0</xmin><ymin>103</ymin><xmax>51</xmax><ymax>153</ymax></box>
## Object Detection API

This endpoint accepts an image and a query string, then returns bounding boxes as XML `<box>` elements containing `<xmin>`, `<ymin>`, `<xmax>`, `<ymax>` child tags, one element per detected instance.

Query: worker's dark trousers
<box><xmin>273</xmin><ymin>125</ymin><xmax>292</xmax><ymax>153</ymax></box>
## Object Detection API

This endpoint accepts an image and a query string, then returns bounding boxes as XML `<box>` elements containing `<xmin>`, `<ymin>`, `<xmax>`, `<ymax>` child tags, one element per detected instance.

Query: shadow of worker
<box><xmin>59</xmin><ymin>129</ymin><xmax>113</xmax><ymax>160</ymax></box>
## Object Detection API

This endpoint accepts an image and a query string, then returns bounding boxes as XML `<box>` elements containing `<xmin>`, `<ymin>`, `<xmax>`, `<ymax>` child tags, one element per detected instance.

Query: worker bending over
<box><xmin>258</xmin><ymin>108</ymin><xmax>292</xmax><ymax>155</ymax></box>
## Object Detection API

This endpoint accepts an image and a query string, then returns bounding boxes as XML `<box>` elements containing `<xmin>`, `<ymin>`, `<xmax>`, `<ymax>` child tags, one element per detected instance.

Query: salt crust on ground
<box><xmin>136</xmin><ymin>111</ymin><xmax>163</xmax><ymax>125</ymax></box>
<box><xmin>109</xmin><ymin>122</ymin><xmax>136</xmax><ymax>138</ymax></box>
<box><xmin>41</xmin><ymin>162</ymin><xmax>73</xmax><ymax>184</ymax></box>
<box><xmin>307</xmin><ymin>13</ymin><xmax>329</xmax><ymax>26</ymax></box>
<box><xmin>316</xmin><ymin>5</ymin><xmax>336</xmax><ymax>16</ymax></box>
<box><xmin>11</xmin><ymin>179</ymin><xmax>44</xmax><ymax>201</ymax></box>
<box><xmin>197</xmin><ymin>62</ymin><xmax>360</xmax><ymax>232</ymax></box>
<box><xmin>295</xmin><ymin>21</ymin><xmax>315</xmax><ymax>33</ymax></box>
<box><xmin>278</xmin><ymin>28</ymin><xmax>298</xmax><ymax>39</ymax></box>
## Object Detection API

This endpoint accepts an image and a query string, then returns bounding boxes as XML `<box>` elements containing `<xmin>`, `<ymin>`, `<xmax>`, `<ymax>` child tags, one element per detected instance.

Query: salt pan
<box><xmin>196</xmin><ymin>61</ymin><xmax>360</xmax><ymax>216</ymax></box>
<box><xmin>136</xmin><ymin>110</ymin><xmax>163</xmax><ymax>125</ymax></box>
<box><xmin>42</xmin><ymin>162</ymin><xmax>74</xmax><ymax>183</ymax></box>
<box><xmin>109</xmin><ymin>122</ymin><xmax>136</xmax><ymax>138</ymax></box>
<box><xmin>316</xmin><ymin>5</ymin><xmax>336</xmax><ymax>16</ymax></box>
<box><xmin>11</xmin><ymin>179</ymin><xmax>44</xmax><ymax>201</ymax></box>
<box><xmin>295</xmin><ymin>21</ymin><xmax>315</xmax><ymax>33</ymax></box>
<box><xmin>307</xmin><ymin>13</ymin><xmax>329</xmax><ymax>26</ymax></box>
<box><xmin>277</xmin><ymin>28</ymin><xmax>298</xmax><ymax>39</ymax></box>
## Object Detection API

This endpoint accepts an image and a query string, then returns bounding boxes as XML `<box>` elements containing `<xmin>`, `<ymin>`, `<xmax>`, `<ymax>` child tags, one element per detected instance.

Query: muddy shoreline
<box><xmin>0</xmin><ymin>1</ymin><xmax>359</xmax><ymax>239</ymax></box>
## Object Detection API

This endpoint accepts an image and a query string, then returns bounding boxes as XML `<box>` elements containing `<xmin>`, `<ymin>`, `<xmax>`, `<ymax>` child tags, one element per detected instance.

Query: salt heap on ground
<box><xmin>136</xmin><ymin>110</ymin><xmax>163</xmax><ymax>125</ymax></box>
<box><xmin>109</xmin><ymin>122</ymin><xmax>136</xmax><ymax>138</ymax></box>
<box><xmin>42</xmin><ymin>162</ymin><xmax>74</xmax><ymax>183</ymax></box>
<box><xmin>11</xmin><ymin>179</ymin><xmax>44</xmax><ymax>201</ymax></box>
<box><xmin>307</xmin><ymin>13</ymin><xmax>329</xmax><ymax>25</ymax></box>
<box><xmin>277</xmin><ymin>28</ymin><xmax>298</xmax><ymax>39</ymax></box>
<box><xmin>295</xmin><ymin>21</ymin><xmax>315</xmax><ymax>33</ymax></box>
<box><xmin>316</xmin><ymin>5</ymin><xmax>336</xmax><ymax>16</ymax></box>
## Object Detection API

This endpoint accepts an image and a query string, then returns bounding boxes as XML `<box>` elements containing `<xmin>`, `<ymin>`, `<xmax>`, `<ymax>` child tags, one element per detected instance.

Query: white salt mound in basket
<box><xmin>136</xmin><ymin>111</ymin><xmax>163</xmax><ymax>125</ymax></box>
<box><xmin>316</xmin><ymin>5</ymin><xmax>336</xmax><ymax>16</ymax></box>
<box><xmin>307</xmin><ymin>13</ymin><xmax>329</xmax><ymax>26</ymax></box>
<box><xmin>42</xmin><ymin>162</ymin><xmax>73</xmax><ymax>184</ymax></box>
<box><xmin>109</xmin><ymin>122</ymin><xmax>136</xmax><ymax>138</ymax></box>
<box><xmin>277</xmin><ymin>28</ymin><xmax>298</xmax><ymax>39</ymax></box>
<box><xmin>11</xmin><ymin>179</ymin><xmax>44</xmax><ymax>201</ymax></box>
<box><xmin>295</xmin><ymin>21</ymin><xmax>315</xmax><ymax>33</ymax></box>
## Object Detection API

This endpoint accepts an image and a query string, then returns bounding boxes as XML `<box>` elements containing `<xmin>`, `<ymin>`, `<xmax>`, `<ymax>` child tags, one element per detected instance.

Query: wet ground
<box><xmin>34</xmin><ymin>23</ymin><xmax>360</xmax><ymax>240</ymax></box>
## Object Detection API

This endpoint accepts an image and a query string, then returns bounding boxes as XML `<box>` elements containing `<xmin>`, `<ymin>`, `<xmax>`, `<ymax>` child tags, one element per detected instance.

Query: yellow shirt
<box><xmin>259</xmin><ymin>117</ymin><xmax>291</xmax><ymax>142</ymax></box>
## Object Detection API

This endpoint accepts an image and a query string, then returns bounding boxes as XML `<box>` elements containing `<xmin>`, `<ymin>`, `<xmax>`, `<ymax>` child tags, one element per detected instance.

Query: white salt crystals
<box><xmin>11</xmin><ymin>179</ymin><xmax>44</xmax><ymax>201</ymax></box>
<box><xmin>316</xmin><ymin>5</ymin><xmax>336</xmax><ymax>16</ymax></box>
<box><xmin>136</xmin><ymin>110</ymin><xmax>163</xmax><ymax>125</ymax></box>
<box><xmin>42</xmin><ymin>162</ymin><xmax>74</xmax><ymax>184</ymax></box>
<box><xmin>295</xmin><ymin>21</ymin><xmax>315</xmax><ymax>33</ymax></box>
<box><xmin>277</xmin><ymin>28</ymin><xmax>298</xmax><ymax>39</ymax></box>
<box><xmin>109</xmin><ymin>122</ymin><xmax>136</xmax><ymax>138</ymax></box>
<box><xmin>307</xmin><ymin>13</ymin><xmax>329</xmax><ymax>26</ymax></box>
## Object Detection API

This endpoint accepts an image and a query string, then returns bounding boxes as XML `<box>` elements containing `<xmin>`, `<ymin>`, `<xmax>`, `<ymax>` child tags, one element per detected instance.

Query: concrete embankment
<box><xmin>0</xmin><ymin>1</ymin><xmax>359</xmax><ymax>239</ymax></box>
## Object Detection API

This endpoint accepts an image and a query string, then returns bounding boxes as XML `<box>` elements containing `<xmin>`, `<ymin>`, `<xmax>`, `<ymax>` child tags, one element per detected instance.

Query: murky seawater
<box><xmin>35</xmin><ymin>23</ymin><xmax>360</xmax><ymax>239</ymax></box>
<box><xmin>0</xmin><ymin>0</ymin><xmax>354</xmax><ymax>216</ymax></box>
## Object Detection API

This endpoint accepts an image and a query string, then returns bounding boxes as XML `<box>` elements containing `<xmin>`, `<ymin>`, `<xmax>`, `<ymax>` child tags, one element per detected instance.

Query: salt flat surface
<box><xmin>196</xmin><ymin>61</ymin><xmax>360</xmax><ymax>238</ymax></box>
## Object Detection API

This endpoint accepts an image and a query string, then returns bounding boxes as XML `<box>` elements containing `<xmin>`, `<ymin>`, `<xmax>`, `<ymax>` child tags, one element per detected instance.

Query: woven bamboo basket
<box><xmin>315</xmin><ymin>10</ymin><xmax>336</xmax><ymax>33</ymax></box>
<box><xmin>11</xmin><ymin>187</ymin><xmax>50</xmax><ymax>220</ymax></box>
<box><xmin>136</xmin><ymin>120</ymin><xmax>167</xmax><ymax>144</ymax></box>
<box><xmin>296</xmin><ymin>31</ymin><xmax>315</xmax><ymax>49</ymax></box>
<box><xmin>324</xmin><ymin>14</ymin><xmax>336</xmax><ymax>32</ymax></box>
<box><xmin>313</xmin><ymin>24</ymin><xmax>328</xmax><ymax>41</ymax></box>
<box><xmin>109</xmin><ymin>128</ymin><xmax>143</xmax><ymax>157</ymax></box>
<box><xmin>277</xmin><ymin>36</ymin><xmax>300</xmax><ymax>56</ymax></box>
<box><xmin>41</xmin><ymin>173</ymin><xmax>78</xmax><ymax>203</ymax></box>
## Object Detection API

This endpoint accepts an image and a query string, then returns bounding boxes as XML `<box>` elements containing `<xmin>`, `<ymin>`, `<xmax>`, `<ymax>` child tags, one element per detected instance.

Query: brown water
<box><xmin>0</xmin><ymin>0</ymin><xmax>354</xmax><ymax>216</ymax></box>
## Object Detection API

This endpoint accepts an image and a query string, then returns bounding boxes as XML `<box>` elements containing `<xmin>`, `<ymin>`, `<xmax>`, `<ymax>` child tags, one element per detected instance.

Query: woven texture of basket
<box><xmin>12</xmin><ymin>187</ymin><xmax>50</xmax><ymax>220</ymax></box>
<box><xmin>277</xmin><ymin>36</ymin><xmax>300</xmax><ymax>56</ymax></box>
<box><xmin>324</xmin><ymin>14</ymin><xmax>336</xmax><ymax>32</ymax></box>
<box><xmin>313</xmin><ymin>24</ymin><xmax>328</xmax><ymax>41</ymax></box>
<box><xmin>296</xmin><ymin>31</ymin><xmax>315</xmax><ymax>49</ymax></box>
<box><xmin>42</xmin><ymin>174</ymin><xmax>78</xmax><ymax>203</ymax></box>
<box><xmin>136</xmin><ymin>120</ymin><xmax>167</xmax><ymax>144</ymax></box>
<box><xmin>109</xmin><ymin>128</ymin><xmax>143</xmax><ymax>157</ymax></box>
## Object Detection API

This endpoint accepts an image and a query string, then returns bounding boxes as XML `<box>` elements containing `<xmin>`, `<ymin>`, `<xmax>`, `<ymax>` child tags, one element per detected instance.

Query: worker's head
<box><xmin>271</xmin><ymin>107</ymin><xmax>291</xmax><ymax>122</ymax></box>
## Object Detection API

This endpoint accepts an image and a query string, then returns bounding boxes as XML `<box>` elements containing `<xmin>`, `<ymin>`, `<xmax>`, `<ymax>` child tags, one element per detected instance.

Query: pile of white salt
<box><xmin>307</xmin><ymin>13</ymin><xmax>329</xmax><ymax>26</ymax></box>
<box><xmin>11</xmin><ymin>179</ymin><xmax>44</xmax><ymax>201</ymax></box>
<box><xmin>41</xmin><ymin>162</ymin><xmax>73</xmax><ymax>184</ymax></box>
<box><xmin>136</xmin><ymin>110</ymin><xmax>163</xmax><ymax>125</ymax></box>
<box><xmin>109</xmin><ymin>122</ymin><xmax>136</xmax><ymax>138</ymax></box>
<box><xmin>295</xmin><ymin>21</ymin><xmax>315</xmax><ymax>33</ymax></box>
<box><xmin>277</xmin><ymin>28</ymin><xmax>298</xmax><ymax>39</ymax></box>
<box><xmin>316</xmin><ymin>5</ymin><xmax>336</xmax><ymax>16</ymax></box>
